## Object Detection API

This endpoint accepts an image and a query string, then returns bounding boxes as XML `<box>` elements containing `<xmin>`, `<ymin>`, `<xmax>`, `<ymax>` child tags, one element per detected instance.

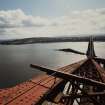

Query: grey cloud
<box><xmin>0</xmin><ymin>8</ymin><xmax>105</xmax><ymax>38</ymax></box>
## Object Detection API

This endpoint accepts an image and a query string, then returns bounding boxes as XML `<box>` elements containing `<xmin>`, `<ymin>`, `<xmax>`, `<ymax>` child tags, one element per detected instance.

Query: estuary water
<box><xmin>0</xmin><ymin>42</ymin><xmax>105</xmax><ymax>88</ymax></box>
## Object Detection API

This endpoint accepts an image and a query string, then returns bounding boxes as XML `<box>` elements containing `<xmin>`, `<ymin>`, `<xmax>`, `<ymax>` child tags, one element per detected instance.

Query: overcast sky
<box><xmin>0</xmin><ymin>0</ymin><xmax>105</xmax><ymax>39</ymax></box>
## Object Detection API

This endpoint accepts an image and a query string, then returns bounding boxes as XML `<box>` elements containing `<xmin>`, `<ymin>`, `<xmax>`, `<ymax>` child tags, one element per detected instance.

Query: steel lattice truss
<box><xmin>30</xmin><ymin>36</ymin><xmax>105</xmax><ymax>105</ymax></box>
<box><xmin>0</xmin><ymin>36</ymin><xmax>105</xmax><ymax>105</ymax></box>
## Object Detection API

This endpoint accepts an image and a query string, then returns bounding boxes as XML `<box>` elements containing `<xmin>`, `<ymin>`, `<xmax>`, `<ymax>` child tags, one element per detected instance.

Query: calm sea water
<box><xmin>0</xmin><ymin>42</ymin><xmax>105</xmax><ymax>88</ymax></box>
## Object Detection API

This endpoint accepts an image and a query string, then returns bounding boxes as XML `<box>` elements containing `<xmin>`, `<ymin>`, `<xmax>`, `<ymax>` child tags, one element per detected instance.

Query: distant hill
<box><xmin>0</xmin><ymin>36</ymin><xmax>105</xmax><ymax>45</ymax></box>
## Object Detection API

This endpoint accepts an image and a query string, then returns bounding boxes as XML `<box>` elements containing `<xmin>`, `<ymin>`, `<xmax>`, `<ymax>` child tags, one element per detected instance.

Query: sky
<box><xmin>0</xmin><ymin>0</ymin><xmax>105</xmax><ymax>39</ymax></box>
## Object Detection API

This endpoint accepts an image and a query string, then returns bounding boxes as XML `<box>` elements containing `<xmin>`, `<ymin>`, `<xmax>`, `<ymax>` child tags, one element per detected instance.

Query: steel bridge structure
<box><xmin>0</xmin><ymin>36</ymin><xmax>105</xmax><ymax>105</ymax></box>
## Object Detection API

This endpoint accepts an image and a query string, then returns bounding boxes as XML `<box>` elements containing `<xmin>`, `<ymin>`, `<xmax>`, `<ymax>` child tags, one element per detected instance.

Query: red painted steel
<box><xmin>0</xmin><ymin>59</ymin><xmax>86</xmax><ymax>105</ymax></box>
<box><xmin>0</xmin><ymin>75</ymin><xmax>58</xmax><ymax>105</ymax></box>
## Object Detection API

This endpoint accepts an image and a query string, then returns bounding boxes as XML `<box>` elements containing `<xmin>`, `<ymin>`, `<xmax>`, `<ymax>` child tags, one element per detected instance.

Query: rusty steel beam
<box><xmin>72</xmin><ymin>82</ymin><xmax>102</xmax><ymax>105</ymax></box>
<box><xmin>35</xmin><ymin>80</ymin><xmax>66</xmax><ymax>105</ymax></box>
<box><xmin>30</xmin><ymin>64</ymin><xmax>105</xmax><ymax>88</ymax></box>
<box><xmin>94</xmin><ymin>58</ymin><xmax>105</xmax><ymax>64</ymax></box>
<box><xmin>86</xmin><ymin>36</ymin><xmax>96</xmax><ymax>58</ymax></box>
<box><xmin>33</xmin><ymin>59</ymin><xmax>87</xmax><ymax>105</ymax></box>
<box><xmin>92</xmin><ymin>59</ymin><xmax>105</xmax><ymax>83</ymax></box>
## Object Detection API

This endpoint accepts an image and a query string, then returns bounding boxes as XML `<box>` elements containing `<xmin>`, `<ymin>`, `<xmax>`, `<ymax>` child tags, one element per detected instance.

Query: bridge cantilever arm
<box><xmin>30</xmin><ymin>64</ymin><xmax>105</xmax><ymax>88</ymax></box>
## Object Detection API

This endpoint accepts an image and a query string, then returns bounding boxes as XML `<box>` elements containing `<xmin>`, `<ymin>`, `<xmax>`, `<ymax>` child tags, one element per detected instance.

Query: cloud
<box><xmin>0</xmin><ymin>8</ymin><xmax>105</xmax><ymax>39</ymax></box>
